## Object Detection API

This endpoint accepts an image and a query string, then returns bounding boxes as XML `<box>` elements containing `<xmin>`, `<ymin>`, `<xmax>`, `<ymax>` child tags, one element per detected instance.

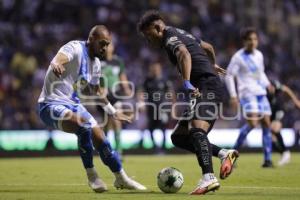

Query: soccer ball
<box><xmin>157</xmin><ymin>167</ymin><xmax>184</xmax><ymax>193</ymax></box>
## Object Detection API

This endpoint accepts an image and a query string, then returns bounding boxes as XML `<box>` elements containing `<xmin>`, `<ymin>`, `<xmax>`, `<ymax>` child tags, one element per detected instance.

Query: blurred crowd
<box><xmin>0</xmin><ymin>0</ymin><xmax>300</xmax><ymax>130</ymax></box>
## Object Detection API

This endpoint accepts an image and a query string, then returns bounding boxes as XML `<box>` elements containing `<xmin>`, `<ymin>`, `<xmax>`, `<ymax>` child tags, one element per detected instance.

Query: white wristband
<box><xmin>103</xmin><ymin>103</ymin><xmax>117</xmax><ymax>115</ymax></box>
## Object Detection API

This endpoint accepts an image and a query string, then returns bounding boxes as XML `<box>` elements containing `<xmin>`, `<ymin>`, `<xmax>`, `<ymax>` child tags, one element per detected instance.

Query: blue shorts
<box><xmin>38</xmin><ymin>102</ymin><xmax>98</xmax><ymax>131</ymax></box>
<box><xmin>240</xmin><ymin>95</ymin><xmax>272</xmax><ymax>115</ymax></box>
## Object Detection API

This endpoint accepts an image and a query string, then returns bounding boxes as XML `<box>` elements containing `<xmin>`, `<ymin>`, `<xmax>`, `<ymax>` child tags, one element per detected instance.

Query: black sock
<box><xmin>171</xmin><ymin>134</ymin><xmax>221</xmax><ymax>158</ymax></box>
<box><xmin>275</xmin><ymin>132</ymin><xmax>287</xmax><ymax>153</ymax></box>
<box><xmin>189</xmin><ymin>128</ymin><xmax>214</xmax><ymax>174</ymax></box>
<box><xmin>272</xmin><ymin>140</ymin><xmax>281</xmax><ymax>153</ymax></box>
<box><xmin>211</xmin><ymin>144</ymin><xmax>222</xmax><ymax>157</ymax></box>
<box><xmin>171</xmin><ymin>134</ymin><xmax>195</xmax><ymax>153</ymax></box>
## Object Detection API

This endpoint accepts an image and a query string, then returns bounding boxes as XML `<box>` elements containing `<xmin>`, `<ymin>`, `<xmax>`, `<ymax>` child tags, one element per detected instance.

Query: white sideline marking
<box><xmin>0</xmin><ymin>184</ymin><xmax>299</xmax><ymax>191</ymax></box>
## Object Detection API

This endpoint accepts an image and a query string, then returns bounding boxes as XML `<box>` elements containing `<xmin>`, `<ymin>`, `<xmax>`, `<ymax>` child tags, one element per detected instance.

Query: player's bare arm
<box><xmin>92</xmin><ymin>85</ymin><xmax>133</xmax><ymax>123</ymax></box>
<box><xmin>282</xmin><ymin>85</ymin><xmax>300</xmax><ymax>109</ymax></box>
<box><xmin>175</xmin><ymin>45</ymin><xmax>200</xmax><ymax>98</ymax></box>
<box><xmin>175</xmin><ymin>45</ymin><xmax>191</xmax><ymax>81</ymax></box>
<box><xmin>200</xmin><ymin>41</ymin><xmax>226</xmax><ymax>76</ymax></box>
<box><xmin>51</xmin><ymin>52</ymin><xmax>69</xmax><ymax>78</ymax></box>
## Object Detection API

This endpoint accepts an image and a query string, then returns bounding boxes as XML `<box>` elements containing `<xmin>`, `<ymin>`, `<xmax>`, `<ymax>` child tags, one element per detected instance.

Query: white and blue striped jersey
<box><xmin>225</xmin><ymin>48</ymin><xmax>270</xmax><ymax>99</ymax></box>
<box><xmin>38</xmin><ymin>40</ymin><xmax>102</xmax><ymax>104</ymax></box>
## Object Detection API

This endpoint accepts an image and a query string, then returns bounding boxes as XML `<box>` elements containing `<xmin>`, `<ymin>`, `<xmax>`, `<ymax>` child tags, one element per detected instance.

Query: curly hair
<box><xmin>137</xmin><ymin>10</ymin><xmax>164</xmax><ymax>32</ymax></box>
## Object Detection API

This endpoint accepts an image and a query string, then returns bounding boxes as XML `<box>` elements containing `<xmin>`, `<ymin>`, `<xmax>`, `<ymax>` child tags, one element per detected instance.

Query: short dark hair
<box><xmin>240</xmin><ymin>27</ymin><xmax>257</xmax><ymax>40</ymax></box>
<box><xmin>137</xmin><ymin>10</ymin><xmax>164</xmax><ymax>32</ymax></box>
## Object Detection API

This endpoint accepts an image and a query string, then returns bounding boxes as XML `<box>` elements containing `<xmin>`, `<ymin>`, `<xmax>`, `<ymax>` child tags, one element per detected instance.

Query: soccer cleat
<box><xmin>278</xmin><ymin>151</ymin><xmax>291</xmax><ymax>166</ymax></box>
<box><xmin>114</xmin><ymin>176</ymin><xmax>147</xmax><ymax>190</ymax></box>
<box><xmin>262</xmin><ymin>160</ymin><xmax>274</xmax><ymax>168</ymax></box>
<box><xmin>220</xmin><ymin>149</ymin><xmax>239</xmax><ymax>179</ymax></box>
<box><xmin>190</xmin><ymin>176</ymin><xmax>220</xmax><ymax>195</ymax></box>
<box><xmin>87</xmin><ymin>170</ymin><xmax>108</xmax><ymax>193</ymax></box>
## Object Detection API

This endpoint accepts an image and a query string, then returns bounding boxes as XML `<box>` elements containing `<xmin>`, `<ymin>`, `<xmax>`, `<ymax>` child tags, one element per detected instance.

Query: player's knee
<box><xmin>171</xmin><ymin>134</ymin><xmax>180</xmax><ymax>146</ymax></box>
<box><xmin>248</xmin><ymin>120</ymin><xmax>259</xmax><ymax>128</ymax></box>
<box><xmin>189</xmin><ymin>128</ymin><xmax>207</xmax><ymax>138</ymax></box>
<box><xmin>271</xmin><ymin>121</ymin><xmax>281</xmax><ymax>132</ymax></box>
<box><xmin>90</xmin><ymin>126</ymin><xmax>107</xmax><ymax>148</ymax></box>
<box><xmin>261</xmin><ymin>119</ymin><xmax>271</xmax><ymax>128</ymax></box>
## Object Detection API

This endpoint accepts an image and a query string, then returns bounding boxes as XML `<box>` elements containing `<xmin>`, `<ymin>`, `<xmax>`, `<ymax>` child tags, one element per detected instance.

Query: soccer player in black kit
<box><xmin>137</xmin><ymin>10</ymin><xmax>239</xmax><ymax>195</ymax></box>
<box><xmin>267</xmin><ymin>80</ymin><xmax>300</xmax><ymax>166</ymax></box>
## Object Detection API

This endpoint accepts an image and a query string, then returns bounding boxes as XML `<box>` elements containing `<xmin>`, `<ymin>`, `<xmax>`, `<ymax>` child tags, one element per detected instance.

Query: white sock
<box><xmin>114</xmin><ymin>168</ymin><xmax>126</xmax><ymax>179</ymax></box>
<box><xmin>218</xmin><ymin>149</ymin><xmax>228</xmax><ymax>160</ymax></box>
<box><xmin>203</xmin><ymin>173</ymin><xmax>215</xmax><ymax>181</ymax></box>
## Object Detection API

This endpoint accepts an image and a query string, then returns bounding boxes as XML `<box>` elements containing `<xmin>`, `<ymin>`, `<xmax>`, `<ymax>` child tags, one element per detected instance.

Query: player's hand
<box><xmin>51</xmin><ymin>62</ymin><xmax>66</xmax><ymax>78</ymax></box>
<box><xmin>183</xmin><ymin>80</ymin><xmax>201</xmax><ymax>98</ymax></box>
<box><xmin>214</xmin><ymin>64</ymin><xmax>226</xmax><ymax>76</ymax></box>
<box><xmin>230</xmin><ymin>97</ymin><xmax>239</xmax><ymax>112</ymax></box>
<box><xmin>113</xmin><ymin>111</ymin><xmax>133</xmax><ymax>123</ymax></box>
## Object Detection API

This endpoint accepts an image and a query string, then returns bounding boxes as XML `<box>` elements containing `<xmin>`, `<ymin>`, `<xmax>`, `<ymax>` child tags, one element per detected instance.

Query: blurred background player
<box><xmin>143</xmin><ymin>62</ymin><xmax>173</xmax><ymax>153</ymax></box>
<box><xmin>97</xmin><ymin>39</ymin><xmax>131</xmax><ymax>158</ymax></box>
<box><xmin>225</xmin><ymin>27</ymin><xmax>274</xmax><ymax>168</ymax></box>
<box><xmin>38</xmin><ymin>25</ymin><xmax>146</xmax><ymax>192</ymax></box>
<box><xmin>138</xmin><ymin>10</ymin><xmax>238</xmax><ymax>195</ymax></box>
<box><xmin>268</xmin><ymin>80</ymin><xmax>300</xmax><ymax>166</ymax></box>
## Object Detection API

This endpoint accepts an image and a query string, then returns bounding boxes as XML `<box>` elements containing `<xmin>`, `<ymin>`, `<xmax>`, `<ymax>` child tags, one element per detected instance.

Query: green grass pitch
<box><xmin>0</xmin><ymin>153</ymin><xmax>300</xmax><ymax>200</ymax></box>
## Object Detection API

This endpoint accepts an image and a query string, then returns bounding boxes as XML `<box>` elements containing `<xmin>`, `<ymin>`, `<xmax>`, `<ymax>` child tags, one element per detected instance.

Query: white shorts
<box><xmin>240</xmin><ymin>95</ymin><xmax>272</xmax><ymax>115</ymax></box>
<box><xmin>38</xmin><ymin>102</ymin><xmax>98</xmax><ymax>130</ymax></box>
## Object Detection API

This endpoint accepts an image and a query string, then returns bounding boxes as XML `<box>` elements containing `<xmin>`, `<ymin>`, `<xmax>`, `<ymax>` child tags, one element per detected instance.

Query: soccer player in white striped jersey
<box><xmin>38</xmin><ymin>25</ymin><xmax>146</xmax><ymax>192</ymax></box>
<box><xmin>225</xmin><ymin>27</ymin><xmax>274</xmax><ymax>167</ymax></box>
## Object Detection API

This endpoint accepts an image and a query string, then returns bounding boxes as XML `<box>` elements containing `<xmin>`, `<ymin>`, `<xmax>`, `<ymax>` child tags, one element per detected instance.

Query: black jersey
<box><xmin>267</xmin><ymin>80</ymin><xmax>284</xmax><ymax>110</ymax></box>
<box><xmin>162</xmin><ymin>26</ymin><xmax>217</xmax><ymax>83</ymax></box>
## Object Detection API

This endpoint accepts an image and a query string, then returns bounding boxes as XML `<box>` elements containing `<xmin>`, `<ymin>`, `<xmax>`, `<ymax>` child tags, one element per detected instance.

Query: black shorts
<box><xmin>184</xmin><ymin>75</ymin><xmax>224</xmax><ymax>122</ymax></box>
<box><xmin>182</xmin><ymin>96</ymin><xmax>220</xmax><ymax>122</ymax></box>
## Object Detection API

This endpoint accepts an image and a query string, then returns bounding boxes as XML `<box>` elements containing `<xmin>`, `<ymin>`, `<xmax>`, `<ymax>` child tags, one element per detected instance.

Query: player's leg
<box><xmin>261</xmin><ymin>114</ymin><xmax>273</xmax><ymax>167</ymax></box>
<box><xmin>260</xmin><ymin>95</ymin><xmax>273</xmax><ymax>168</ymax></box>
<box><xmin>171</xmin><ymin>119</ymin><xmax>221</xmax><ymax>155</ymax></box>
<box><xmin>111</xmin><ymin>117</ymin><xmax>123</xmax><ymax>156</ymax></box>
<box><xmin>234</xmin><ymin>96</ymin><xmax>260</xmax><ymax>150</ymax></box>
<box><xmin>38</xmin><ymin>103</ymin><xmax>107</xmax><ymax>192</ymax></box>
<box><xmin>171</xmin><ymin>118</ymin><xmax>237</xmax><ymax>164</ymax></box>
<box><xmin>59</xmin><ymin>108</ymin><xmax>113</xmax><ymax>192</ymax></box>
<box><xmin>171</xmin><ymin>119</ymin><xmax>195</xmax><ymax>152</ymax></box>
<box><xmin>271</xmin><ymin>120</ymin><xmax>285</xmax><ymax>153</ymax></box>
<box><xmin>40</xmin><ymin>103</ymin><xmax>146</xmax><ymax>191</ymax></box>
<box><xmin>233</xmin><ymin>113</ymin><xmax>258</xmax><ymax>150</ymax></box>
<box><xmin>271</xmin><ymin>120</ymin><xmax>291</xmax><ymax>166</ymax></box>
<box><xmin>75</xmin><ymin>105</ymin><xmax>146</xmax><ymax>190</ymax></box>
<box><xmin>189</xmin><ymin>119</ymin><xmax>220</xmax><ymax>195</ymax></box>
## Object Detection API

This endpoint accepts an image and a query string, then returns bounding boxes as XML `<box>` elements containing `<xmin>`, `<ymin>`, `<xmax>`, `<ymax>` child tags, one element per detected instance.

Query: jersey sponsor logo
<box><xmin>166</xmin><ymin>36</ymin><xmax>179</xmax><ymax>46</ymax></box>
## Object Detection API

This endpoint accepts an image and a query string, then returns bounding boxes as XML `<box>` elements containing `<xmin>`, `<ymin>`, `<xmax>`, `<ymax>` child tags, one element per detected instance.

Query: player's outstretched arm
<box><xmin>282</xmin><ymin>85</ymin><xmax>300</xmax><ymax>109</ymax></box>
<box><xmin>50</xmin><ymin>52</ymin><xmax>69</xmax><ymax>78</ymax></box>
<box><xmin>93</xmin><ymin>85</ymin><xmax>133</xmax><ymax>123</ymax></box>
